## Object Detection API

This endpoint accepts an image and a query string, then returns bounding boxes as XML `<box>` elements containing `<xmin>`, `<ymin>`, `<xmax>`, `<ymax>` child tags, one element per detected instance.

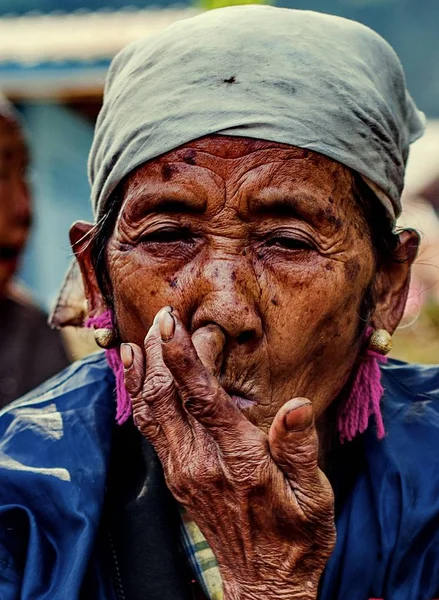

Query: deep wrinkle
<box><xmin>80</xmin><ymin>136</ymin><xmax>415</xmax><ymax>440</ymax></box>
<box><xmin>105</xmin><ymin>138</ymin><xmax>375</xmax><ymax>435</ymax></box>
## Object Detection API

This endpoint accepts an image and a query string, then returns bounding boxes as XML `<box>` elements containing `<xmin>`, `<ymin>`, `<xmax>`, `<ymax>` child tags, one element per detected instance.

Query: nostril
<box><xmin>236</xmin><ymin>330</ymin><xmax>254</xmax><ymax>345</ymax></box>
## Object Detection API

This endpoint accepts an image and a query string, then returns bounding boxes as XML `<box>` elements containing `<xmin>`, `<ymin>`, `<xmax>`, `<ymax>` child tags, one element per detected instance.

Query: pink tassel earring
<box><xmin>338</xmin><ymin>327</ymin><xmax>392</xmax><ymax>443</ymax></box>
<box><xmin>85</xmin><ymin>310</ymin><xmax>132</xmax><ymax>425</ymax></box>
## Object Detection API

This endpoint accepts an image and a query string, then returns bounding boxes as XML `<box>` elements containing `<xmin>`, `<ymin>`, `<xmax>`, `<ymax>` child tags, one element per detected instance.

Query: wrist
<box><xmin>222</xmin><ymin>579</ymin><xmax>318</xmax><ymax>600</ymax></box>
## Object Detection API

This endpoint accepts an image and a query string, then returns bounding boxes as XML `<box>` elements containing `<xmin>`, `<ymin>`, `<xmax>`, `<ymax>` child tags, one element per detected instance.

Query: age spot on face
<box><xmin>324</xmin><ymin>207</ymin><xmax>343</xmax><ymax>231</ymax></box>
<box><xmin>169</xmin><ymin>277</ymin><xmax>178</xmax><ymax>289</ymax></box>
<box><xmin>103</xmin><ymin>136</ymin><xmax>380</xmax><ymax>431</ymax></box>
<box><xmin>344</xmin><ymin>258</ymin><xmax>360</xmax><ymax>282</ymax></box>
<box><xmin>161</xmin><ymin>163</ymin><xmax>177</xmax><ymax>181</ymax></box>
<box><xmin>183</xmin><ymin>150</ymin><xmax>197</xmax><ymax>165</ymax></box>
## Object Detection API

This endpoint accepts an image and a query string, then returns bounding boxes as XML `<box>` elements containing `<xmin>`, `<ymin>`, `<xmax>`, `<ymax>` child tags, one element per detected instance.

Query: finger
<box><xmin>159</xmin><ymin>308</ymin><xmax>253</xmax><ymax>438</ymax></box>
<box><xmin>143</xmin><ymin>308</ymin><xmax>192</xmax><ymax>439</ymax></box>
<box><xmin>268</xmin><ymin>398</ymin><xmax>324</xmax><ymax>493</ymax></box>
<box><xmin>122</xmin><ymin>341</ymin><xmax>164</xmax><ymax>447</ymax></box>
<box><xmin>191</xmin><ymin>324</ymin><xmax>225</xmax><ymax>377</ymax></box>
<box><xmin>121</xmin><ymin>342</ymin><xmax>144</xmax><ymax>397</ymax></box>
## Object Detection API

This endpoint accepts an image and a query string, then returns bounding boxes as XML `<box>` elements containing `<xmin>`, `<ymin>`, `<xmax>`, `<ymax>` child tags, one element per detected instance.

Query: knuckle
<box><xmin>143</xmin><ymin>371</ymin><xmax>174</xmax><ymax>404</ymax></box>
<box><xmin>164</xmin><ymin>440</ymin><xmax>223</xmax><ymax>501</ymax></box>
<box><xmin>143</xmin><ymin>331</ymin><xmax>159</xmax><ymax>352</ymax></box>
<box><xmin>124</xmin><ymin>371</ymin><xmax>141</xmax><ymax>396</ymax></box>
<box><xmin>178</xmin><ymin>373</ymin><xmax>210</xmax><ymax>397</ymax></box>
<box><xmin>180</xmin><ymin>381</ymin><xmax>221</xmax><ymax>415</ymax></box>
<box><xmin>138</xmin><ymin>417</ymin><xmax>161</xmax><ymax>440</ymax></box>
<box><xmin>132</xmin><ymin>404</ymin><xmax>161</xmax><ymax>440</ymax></box>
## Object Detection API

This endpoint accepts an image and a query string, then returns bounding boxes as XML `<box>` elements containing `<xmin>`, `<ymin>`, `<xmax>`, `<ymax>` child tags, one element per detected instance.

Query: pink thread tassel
<box><xmin>338</xmin><ymin>328</ymin><xmax>386</xmax><ymax>443</ymax></box>
<box><xmin>85</xmin><ymin>310</ymin><xmax>132</xmax><ymax>425</ymax></box>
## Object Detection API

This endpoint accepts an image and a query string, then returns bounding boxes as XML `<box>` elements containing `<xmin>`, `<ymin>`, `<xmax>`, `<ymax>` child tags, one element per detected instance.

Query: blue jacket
<box><xmin>0</xmin><ymin>353</ymin><xmax>438</xmax><ymax>599</ymax></box>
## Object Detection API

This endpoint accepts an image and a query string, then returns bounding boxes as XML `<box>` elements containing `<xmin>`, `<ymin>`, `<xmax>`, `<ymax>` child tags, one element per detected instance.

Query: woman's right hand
<box><xmin>122</xmin><ymin>307</ymin><xmax>336</xmax><ymax>600</ymax></box>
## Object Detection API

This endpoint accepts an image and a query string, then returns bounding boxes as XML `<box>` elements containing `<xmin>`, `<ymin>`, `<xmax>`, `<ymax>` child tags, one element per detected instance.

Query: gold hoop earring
<box><xmin>368</xmin><ymin>329</ymin><xmax>392</xmax><ymax>355</ymax></box>
<box><xmin>94</xmin><ymin>328</ymin><xmax>118</xmax><ymax>349</ymax></box>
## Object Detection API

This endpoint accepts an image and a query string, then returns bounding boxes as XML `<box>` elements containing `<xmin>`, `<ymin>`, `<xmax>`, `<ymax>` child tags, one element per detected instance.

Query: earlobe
<box><xmin>69</xmin><ymin>221</ymin><xmax>106</xmax><ymax>318</ymax></box>
<box><xmin>371</xmin><ymin>229</ymin><xmax>420</xmax><ymax>334</ymax></box>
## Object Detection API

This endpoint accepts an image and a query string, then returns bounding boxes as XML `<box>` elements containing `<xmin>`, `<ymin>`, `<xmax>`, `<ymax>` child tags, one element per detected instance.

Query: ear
<box><xmin>371</xmin><ymin>229</ymin><xmax>419</xmax><ymax>334</ymax></box>
<box><xmin>70</xmin><ymin>221</ymin><xmax>107</xmax><ymax>318</ymax></box>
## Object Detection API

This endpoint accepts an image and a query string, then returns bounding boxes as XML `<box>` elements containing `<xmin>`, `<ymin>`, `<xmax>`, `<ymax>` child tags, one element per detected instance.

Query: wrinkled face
<box><xmin>103</xmin><ymin>136</ymin><xmax>378</xmax><ymax>431</ymax></box>
<box><xmin>0</xmin><ymin>118</ymin><xmax>31</xmax><ymax>296</ymax></box>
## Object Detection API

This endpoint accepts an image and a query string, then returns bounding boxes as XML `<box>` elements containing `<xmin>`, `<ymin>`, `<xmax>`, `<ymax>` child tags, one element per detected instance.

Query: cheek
<box><xmin>260</xmin><ymin>256</ymin><xmax>362</xmax><ymax>337</ymax></box>
<box><xmin>108</xmin><ymin>249</ymin><xmax>201</xmax><ymax>344</ymax></box>
<box><xmin>260</xmin><ymin>258</ymin><xmax>369</xmax><ymax>406</ymax></box>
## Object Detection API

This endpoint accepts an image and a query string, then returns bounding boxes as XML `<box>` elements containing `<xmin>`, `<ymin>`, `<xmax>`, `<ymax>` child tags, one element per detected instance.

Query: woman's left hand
<box><xmin>122</xmin><ymin>307</ymin><xmax>336</xmax><ymax>600</ymax></box>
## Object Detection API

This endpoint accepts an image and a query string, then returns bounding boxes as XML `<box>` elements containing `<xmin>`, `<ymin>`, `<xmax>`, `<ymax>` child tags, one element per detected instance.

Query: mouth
<box><xmin>224</xmin><ymin>387</ymin><xmax>258</xmax><ymax>409</ymax></box>
<box><xmin>0</xmin><ymin>246</ymin><xmax>21</xmax><ymax>262</ymax></box>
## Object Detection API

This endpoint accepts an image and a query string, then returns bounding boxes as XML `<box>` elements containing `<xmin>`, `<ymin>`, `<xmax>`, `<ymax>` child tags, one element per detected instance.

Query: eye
<box><xmin>266</xmin><ymin>236</ymin><xmax>313</xmax><ymax>251</ymax></box>
<box><xmin>140</xmin><ymin>227</ymin><xmax>196</xmax><ymax>245</ymax></box>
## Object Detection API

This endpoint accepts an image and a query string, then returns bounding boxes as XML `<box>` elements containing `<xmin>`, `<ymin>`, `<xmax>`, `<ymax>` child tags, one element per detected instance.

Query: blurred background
<box><xmin>1</xmin><ymin>0</ymin><xmax>438</xmax><ymax>363</ymax></box>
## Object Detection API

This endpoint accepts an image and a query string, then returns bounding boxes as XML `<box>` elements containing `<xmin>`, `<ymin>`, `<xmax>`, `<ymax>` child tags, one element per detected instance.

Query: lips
<box><xmin>224</xmin><ymin>387</ymin><xmax>258</xmax><ymax>409</ymax></box>
<box><xmin>229</xmin><ymin>394</ymin><xmax>257</xmax><ymax>409</ymax></box>
<box><xmin>0</xmin><ymin>246</ymin><xmax>21</xmax><ymax>261</ymax></box>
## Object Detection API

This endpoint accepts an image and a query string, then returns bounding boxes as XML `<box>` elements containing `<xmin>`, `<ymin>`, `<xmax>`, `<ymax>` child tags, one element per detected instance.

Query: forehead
<box><xmin>128</xmin><ymin>135</ymin><xmax>353</xmax><ymax>186</ymax></box>
<box><xmin>122</xmin><ymin>135</ymin><xmax>360</xmax><ymax>222</ymax></box>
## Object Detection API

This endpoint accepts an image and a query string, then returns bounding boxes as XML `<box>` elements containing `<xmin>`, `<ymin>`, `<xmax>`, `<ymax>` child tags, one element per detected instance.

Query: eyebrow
<box><xmin>122</xmin><ymin>182</ymin><xmax>207</xmax><ymax>221</ymax></box>
<box><xmin>249</xmin><ymin>187</ymin><xmax>323</xmax><ymax>221</ymax></box>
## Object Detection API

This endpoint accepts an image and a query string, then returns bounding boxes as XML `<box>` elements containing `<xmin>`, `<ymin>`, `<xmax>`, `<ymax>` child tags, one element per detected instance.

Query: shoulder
<box><xmin>382</xmin><ymin>358</ymin><xmax>439</xmax><ymax>401</ymax></box>
<box><xmin>4</xmin><ymin>284</ymin><xmax>68</xmax><ymax>349</ymax></box>
<box><xmin>323</xmin><ymin>361</ymin><xmax>439</xmax><ymax>598</ymax></box>
<box><xmin>376</xmin><ymin>359</ymin><xmax>439</xmax><ymax>465</ymax></box>
<box><xmin>0</xmin><ymin>353</ymin><xmax>115</xmax><ymax>596</ymax></box>
<box><xmin>6</xmin><ymin>282</ymin><xmax>47</xmax><ymax>320</ymax></box>
<box><xmin>366</xmin><ymin>361</ymin><xmax>439</xmax><ymax>596</ymax></box>
<box><xmin>380</xmin><ymin>359</ymin><xmax>439</xmax><ymax>435</ymax></box>
<box><xmin>0</xmin><ymin>352</ymin><xmax>115</xmax><ymax>449</ymax></box>
<box><xmin>0</xmin><ymin>352</ymin><xmax>113</xmax><ymax>417</ymax></box>
<box><xmin>374</xmin><ymin>360</ymin><xmax>439</xmax><ymax>479</ymax></box>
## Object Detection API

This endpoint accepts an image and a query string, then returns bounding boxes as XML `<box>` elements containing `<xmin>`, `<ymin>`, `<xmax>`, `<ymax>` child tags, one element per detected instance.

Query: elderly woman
<box><xmin>0</xmin><ymin>6</ymin><xmax>438</xmax><ymax>600</ymax></box>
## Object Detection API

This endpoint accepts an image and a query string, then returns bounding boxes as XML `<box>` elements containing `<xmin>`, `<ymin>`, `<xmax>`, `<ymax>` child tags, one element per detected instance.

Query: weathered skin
<box><xmin>73</xmin><ymin>136</ymin><xmax>417</xmax><ymax>599</ymax></box>
<box><xmin>0</xmin><ymin>117</ymin><xmax>30</xmax><ymax>297</ymax></box>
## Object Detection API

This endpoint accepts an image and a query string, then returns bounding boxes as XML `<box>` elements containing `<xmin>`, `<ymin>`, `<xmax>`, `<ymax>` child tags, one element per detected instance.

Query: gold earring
<box><xmin>368</xmin><ymin>329</ymin><xmax>392</xmax><ymax>355</ymax></box>
<box><xmin>94</xmin><ymin>328</ymin><xmax>118</xmax><ymax>349</ymax></box>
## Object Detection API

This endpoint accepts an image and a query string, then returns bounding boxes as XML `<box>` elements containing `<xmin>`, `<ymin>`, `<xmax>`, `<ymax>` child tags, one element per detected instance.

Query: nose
<box><xmin>10</xmin><ymin>177</ymin><xmax>31</xmax><ymax>228</ymax></box>
<box><xmin>191</xmin><ymin>256</ymin><xmax>263</xmax><ymax>347</ymax></box>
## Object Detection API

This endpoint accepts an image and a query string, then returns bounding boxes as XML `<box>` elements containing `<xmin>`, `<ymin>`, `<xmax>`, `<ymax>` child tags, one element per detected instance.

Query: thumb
<box><xmin>191</xmin><ymin>324</ymin><xmax>225</xmax><ymax>377</ymax></box>
<box><xmin>268</xmin><ymin>398</ymin><xmax>319</xmax><ymax>487</ymax></box>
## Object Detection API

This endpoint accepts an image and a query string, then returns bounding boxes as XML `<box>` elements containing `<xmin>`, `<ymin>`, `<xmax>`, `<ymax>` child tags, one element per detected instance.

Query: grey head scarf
<box><xmin>52</xmin><ymin>5</ymin><xmax>425</xmax><ymax>326</ymax></box>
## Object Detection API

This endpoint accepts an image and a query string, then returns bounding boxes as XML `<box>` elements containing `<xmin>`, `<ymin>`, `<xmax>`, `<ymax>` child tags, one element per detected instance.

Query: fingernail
<box><xmin>153</xmin><ymin>305</ymin><xmax>173</xmax><ymax>325</ymax></box>
<box><xmin>284</xmin><ymin>399</ymin><xmax>313</xmax><ymax>431</ymax></box>
<box><xmin>160</xmin><ymin>309</ymin><xmax>175</xmax><ymax>342</ymax></box>
<box><xmin>120</xmin><ymin>343</ymin><xmax>134</xmax><ymax>369</ymax></box>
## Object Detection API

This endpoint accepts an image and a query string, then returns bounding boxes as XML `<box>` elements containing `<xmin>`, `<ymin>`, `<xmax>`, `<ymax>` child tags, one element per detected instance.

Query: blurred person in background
<box><xmin>0</xmin><ymin>94</ymin><xmax>69</xmax><ymax>408</ymax></box>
